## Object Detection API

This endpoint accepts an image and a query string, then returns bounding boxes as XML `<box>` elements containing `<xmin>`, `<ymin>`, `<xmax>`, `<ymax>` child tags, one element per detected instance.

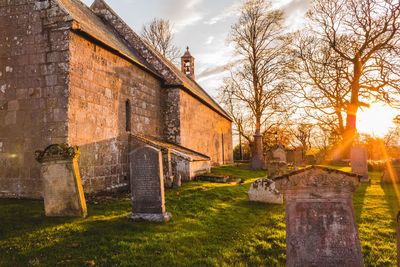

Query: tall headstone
<box><xmin>35</xmin><ymin>144</ymin><xmax>87</xmax><ymax>217</ymax></box>
<box><xmin>251</xmin><ymin>131</ymin><xmax>264</xmax><ymax>170</ymax></box>
<box><xmin>351</xmin><ymin>146</ymin><xmax>370</xmax><ymax>182</ymax></box>
<box><xmin>128</xmin><ymin>145</ymin><xmax>171</xmax><ymax>222</ymax></box>
<box><xmin>274</xmin><ymin>166</ymin><xmax>363</xmax><ymax>267</ymax></box>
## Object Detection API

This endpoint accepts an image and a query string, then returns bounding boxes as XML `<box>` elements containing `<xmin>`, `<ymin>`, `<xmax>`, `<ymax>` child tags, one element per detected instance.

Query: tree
<box><xmin>222</xmin><ymin>0</ymin><xmax>289</xmax><ymax>169</ymax></box>
<box><xmin>141</xmin><ymin>18</ymin><xmax>180</xmax><ymax>63</ymax></box>
<box><xmin>290</xmin><ymin>32</ymin><xmax>351</xmax><ymax>138</ymax></box>
<box><xmin>307</xmin><ymin>0</ymin><xmax>400</xmax><ymax>149</ymax></box>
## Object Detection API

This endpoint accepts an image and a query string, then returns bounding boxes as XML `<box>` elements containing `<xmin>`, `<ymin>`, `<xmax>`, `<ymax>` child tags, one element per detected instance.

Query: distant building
<box><xmin>0</xmin><ymin>0</ymin><xmax>233</xmax><ymax>198</ymax></box>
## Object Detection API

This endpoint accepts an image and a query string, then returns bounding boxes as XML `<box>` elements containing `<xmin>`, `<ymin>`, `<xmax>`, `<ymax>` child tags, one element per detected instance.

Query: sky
<box><xmin>81</xmin><ymin>0</ymin><xmax>309</xmax><ymax>98</ymax></box>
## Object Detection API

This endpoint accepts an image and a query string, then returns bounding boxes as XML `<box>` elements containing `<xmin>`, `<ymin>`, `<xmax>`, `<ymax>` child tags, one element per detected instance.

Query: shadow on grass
<box><xmin>0</xmin><ymin>178</ymin><xmax>286</xmax><ymax>267</ymax></box>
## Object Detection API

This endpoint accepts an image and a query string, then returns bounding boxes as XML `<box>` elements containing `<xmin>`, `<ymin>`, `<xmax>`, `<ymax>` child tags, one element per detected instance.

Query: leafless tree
<box><xmin>142</xmin><ymin>18</ymin><xmax>180</xmax><ymax>63</ymax></box>
<box><xmin>290</xmin><ymin>32</ymin><xmax>351</xmax><ymax>138</ymax></box>
<box><xmin>220</xmin><ymin>0</ymin><xmax>290</xmax><ymax>165</ymax></box>
<box><xmin>307</xmin><ymin>0</ymin><xmax>400</xmax><ymax>145</ymax></box>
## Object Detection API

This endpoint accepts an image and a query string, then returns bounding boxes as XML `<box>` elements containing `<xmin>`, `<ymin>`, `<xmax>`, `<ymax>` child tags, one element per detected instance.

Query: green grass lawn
<box><xmin>0</xmin><ymin>165</ymin><xmax>398</xmax><ymax>266</ymax></box>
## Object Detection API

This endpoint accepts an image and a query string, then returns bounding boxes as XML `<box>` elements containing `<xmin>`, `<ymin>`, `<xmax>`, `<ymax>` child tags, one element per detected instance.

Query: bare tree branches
<box><xmin>221</xmin><ymin>0</ymin><xmax>290</xmax><ymax>138</ymax></box>
<box><xmin>142</xmin><ymin>18</ymin><xmax>181</xmax><ymax>63</ymax></box>
<box><xmin>307</xmin><ymin>0</ymin><xmax>400</xmax><ymax>139</ymax></box>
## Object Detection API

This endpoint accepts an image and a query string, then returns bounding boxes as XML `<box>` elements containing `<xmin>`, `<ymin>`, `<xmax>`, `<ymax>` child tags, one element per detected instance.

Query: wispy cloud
<box><xmin>205</xmin><ymin>36</ymin><xmax>214</xmax><ymax>45</ymax></box>
<box><xmin>204</xmin><ymin>2</ymin><xmax>240</xmax><ymax>25</ymax></box>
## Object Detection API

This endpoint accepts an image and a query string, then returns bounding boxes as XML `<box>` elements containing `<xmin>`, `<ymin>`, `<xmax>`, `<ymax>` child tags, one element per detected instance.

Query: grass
<box><xmin>0</xmin><ymin>165</ymin><xmax>398</xmax><ymax>266</ymax></box>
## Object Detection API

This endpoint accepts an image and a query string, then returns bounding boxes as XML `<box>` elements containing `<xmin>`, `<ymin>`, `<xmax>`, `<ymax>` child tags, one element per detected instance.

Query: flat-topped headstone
<box><xmin>248</xmin><ymin>178</ymin><xmax>283</xmax><ymax>204</ymax></box>
<box><xmin>274</xmin><ymin>166</ymin><xmax>363</xmax><ymax>267</ymax></box>
<box><xmin>351</xmin><ymin>146</ymin><xmax>370</xmax><ymax>182</ymax></box>
<box><xmin>35</xmin><ymin>144</ymin><xmax>87</xmax><ymax>217</ymax></box>
<box><xmin>128</xmin><ymin>145</ymin><xmax>171</xmax><ymax>222</ymax></box>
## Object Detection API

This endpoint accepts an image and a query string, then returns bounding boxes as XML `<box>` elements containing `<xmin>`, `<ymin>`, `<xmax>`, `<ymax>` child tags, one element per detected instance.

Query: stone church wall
<box><xmin>179</xmin><ymin>90</ymin><xmax>233</xmax><ymax>165</ymax></box>
<box><xmin>0</xmin><ymin>1</ymin><xmax>71</xmax><ymax>198</ymax></box>
<box><xmin>68</xmin><ymin>32</ymin><xmax>164</xmax><ymax>194</ymax></box>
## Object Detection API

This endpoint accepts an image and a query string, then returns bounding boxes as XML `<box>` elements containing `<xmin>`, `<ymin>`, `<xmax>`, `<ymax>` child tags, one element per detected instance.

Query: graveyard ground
<box><xmin>0</xmin><ymin>165</ymin><xmax>398</xmax><ymax>266</ymax></box>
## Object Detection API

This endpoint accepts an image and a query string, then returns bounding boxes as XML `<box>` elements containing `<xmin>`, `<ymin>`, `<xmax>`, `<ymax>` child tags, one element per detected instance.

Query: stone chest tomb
<box><xmin>273</xmin><ymin>166</ymin><xmax>363</xmax><ymax>267</ymax></box>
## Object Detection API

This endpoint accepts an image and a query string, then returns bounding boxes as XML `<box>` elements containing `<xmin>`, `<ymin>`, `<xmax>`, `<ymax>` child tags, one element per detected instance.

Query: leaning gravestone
<box><xmin>35</xmin><ymin>144</ymin><xmax>87</xmax><ymax>217</ymax></box>
<box><xmin>274</xmin><ymin>166</ymin><xmax>363</xmax><ymax>267</ymax></box>
<box><xmin>351</xmin><ymin>146</ymin><xmax>370</xmax><ymax>182</ymax></box>
<box><xmin>128</xmin><ymin>145</ymin><xmax>171</xmax><ymax>222</ymax></box>
<box><xmin>248</xmin><ymin>178</ymin><xmax>283</xmax><ymax>204</ymax></box>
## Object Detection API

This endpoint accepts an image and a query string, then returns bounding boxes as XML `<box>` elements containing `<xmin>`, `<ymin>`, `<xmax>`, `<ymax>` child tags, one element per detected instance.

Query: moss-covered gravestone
<box><xmin>274</xmin><ymin>166</ymin><xmax>363</xmax><ymax>267</ymax></box>
<box><xmin>128</xmin><ymin>145</ymin><xmax>171</xmax><ymax>222</ymax></box>
<box><xmin>35</xmin><ymin>144</ymin><xmax>87</xmax><ymax>217</ymax></box>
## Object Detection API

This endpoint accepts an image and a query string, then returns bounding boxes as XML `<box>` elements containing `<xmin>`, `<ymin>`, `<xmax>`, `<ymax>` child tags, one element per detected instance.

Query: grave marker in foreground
<box><xmin>128</xmin><ymin>145</ymin><xmax>171</xmax><ymax>222</ymax></box>
<box><xmin>274</xmin><ymin>166</ymin><xmax>363</xmax><ymax>267</ymax></box>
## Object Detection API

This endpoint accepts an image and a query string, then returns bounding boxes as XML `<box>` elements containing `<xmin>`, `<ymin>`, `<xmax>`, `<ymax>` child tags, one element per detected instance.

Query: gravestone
<box><xmin>274</xmin><ymin>166</ymin><xmax>363</xmax><ymax>267</ymax></box>
<box><xmin>381</xmin><ymin>166</ymin><xmax>400</xmax><ymax>183</ymax></box>
<box><xmin>272</xmin><ymin>145</ymin><xmax>287</xmax><ymax>162</ymax></box>
<box><xmin>248</xmin><ymin>178</ymin><xmax>283</xmax><ymax>204</ymax></box>
<box><xmin>35</xmin><ymin>144</ymin><xmax>87</xmax><ymax>217</ymax></box>
<box><xmin>351</xmin><ymin>146</ymin><xmax>370</xmax><ymax>182</ymax></box>
<box><xmin>128</xmin><ymin>145</ymin><xmax>171</xmax><ymax>222</ymax></box>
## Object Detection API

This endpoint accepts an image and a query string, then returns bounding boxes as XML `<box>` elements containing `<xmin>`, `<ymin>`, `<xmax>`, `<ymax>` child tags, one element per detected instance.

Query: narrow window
<box><xmin>125</xmin><ymin>99</ymin><xmax>131</xmax><ymax>132</ymax></box>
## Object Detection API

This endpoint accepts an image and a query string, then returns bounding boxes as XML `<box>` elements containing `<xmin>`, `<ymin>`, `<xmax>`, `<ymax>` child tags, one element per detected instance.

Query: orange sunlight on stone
<box><xmin>357</xmin><ymin>104</ymin><xmax>398</xmax><ymax>137</ymax></box>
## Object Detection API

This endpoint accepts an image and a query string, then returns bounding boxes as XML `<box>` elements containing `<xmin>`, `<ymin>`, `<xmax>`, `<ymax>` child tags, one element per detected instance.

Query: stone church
<box><xmin>0</xmin><ymin>0</ymin><xmax>233</xmax><ymax>199</ymax></box>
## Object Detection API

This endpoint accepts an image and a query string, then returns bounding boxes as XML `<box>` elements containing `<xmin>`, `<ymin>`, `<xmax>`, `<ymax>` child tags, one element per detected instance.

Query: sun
<box><xmin>357</xmin><ymin>103</ymin><xmax>398</xmax><ymax>137</ymax></box>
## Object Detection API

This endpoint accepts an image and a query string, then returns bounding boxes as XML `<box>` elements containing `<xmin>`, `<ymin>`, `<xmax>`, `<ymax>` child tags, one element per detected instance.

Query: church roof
<box><xmin>56</xmin><ymin>0</ymin><xmax>156</xmax><ymax>76</ymax></box>
<box><xmin>130</xmin><ymin>134</ymin><xmax>211</xmax><ymax>162</ymax></box>
<box><xmin>55</xmin><ymin>0</ymin><xmax>231</xmax><ymax>121</ymax></box>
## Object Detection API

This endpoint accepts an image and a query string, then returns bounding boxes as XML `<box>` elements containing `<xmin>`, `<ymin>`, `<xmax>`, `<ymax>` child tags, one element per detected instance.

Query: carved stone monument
<box><xmin>248</xmin><ymin>178</ymin><xmax>283</xmax><ymax>204</ymax></box>
<box><xmin>274</xmin><ymin>166</ymin><xmax>363</xmax><ymax>267</ymax></box>
<box><xmin>251</xmin><ymin>131</ymin><xmax>264</xmax><ymax>170</ymax></box>
<box><xmin>351</xmin><ymin>146</ymin><xmax>370</xmax><ymax>182</ymax></box>
<box><xmin>128</xmin><ymin>145</ymin><xmax>171</xmax><ymax>222</ymax></box>
<box><xmin>35</xmin><ymin>144</ymin><xmax>87</xmax><ymax>217</ymax></box>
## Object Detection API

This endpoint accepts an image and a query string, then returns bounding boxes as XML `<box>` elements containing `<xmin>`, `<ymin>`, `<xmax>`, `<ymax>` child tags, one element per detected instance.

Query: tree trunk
<box><xmin>339</xmin><ymin>56</ymin><xmax>362</xmax><ymax>159</ymax></box>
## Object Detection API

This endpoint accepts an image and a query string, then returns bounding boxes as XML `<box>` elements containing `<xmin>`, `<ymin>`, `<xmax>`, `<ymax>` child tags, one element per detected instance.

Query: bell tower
<box><xmin>181</xmin><ymin>46</ymin><xmax>195</xmax><ymax>80</ymax></box>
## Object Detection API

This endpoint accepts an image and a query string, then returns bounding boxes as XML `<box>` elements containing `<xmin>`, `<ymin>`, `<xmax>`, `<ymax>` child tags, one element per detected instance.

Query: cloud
<box><xmin>204</xmin><ymin>2</ymin><xmax>240</xmax><ymax>25</ymax></box>
<box><xmin>197</xmin><ymin>64</ymin><xmax>229</xmax><ymax>80</ymax></box>
<box><xmin>162</xmin><ymin>0</ymin><xmax>205</xmax><ymax>32</ymax></box>
<box><xmin>205</xmin><ymin>36</ymin><xmax>214</xmax><ymax>45</ymax></box>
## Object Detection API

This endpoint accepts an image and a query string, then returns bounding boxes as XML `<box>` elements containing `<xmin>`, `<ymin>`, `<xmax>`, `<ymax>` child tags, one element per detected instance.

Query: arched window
<box><xmin>125</xmin><ymin>99</ymin><xmax>131</xmax><ymax>132</ymax></box>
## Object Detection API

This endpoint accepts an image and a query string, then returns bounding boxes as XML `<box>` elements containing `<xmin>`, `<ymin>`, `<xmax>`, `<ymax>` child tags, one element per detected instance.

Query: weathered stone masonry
<box><xmin>68</xmin><ymin>32</ymin><xmax>164</xmax><ymax>193</ymax></box>
<box><xmin>0</xmin><ymin>0</ymin><xmax>71</xmax><ymax>198</ymax></box>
